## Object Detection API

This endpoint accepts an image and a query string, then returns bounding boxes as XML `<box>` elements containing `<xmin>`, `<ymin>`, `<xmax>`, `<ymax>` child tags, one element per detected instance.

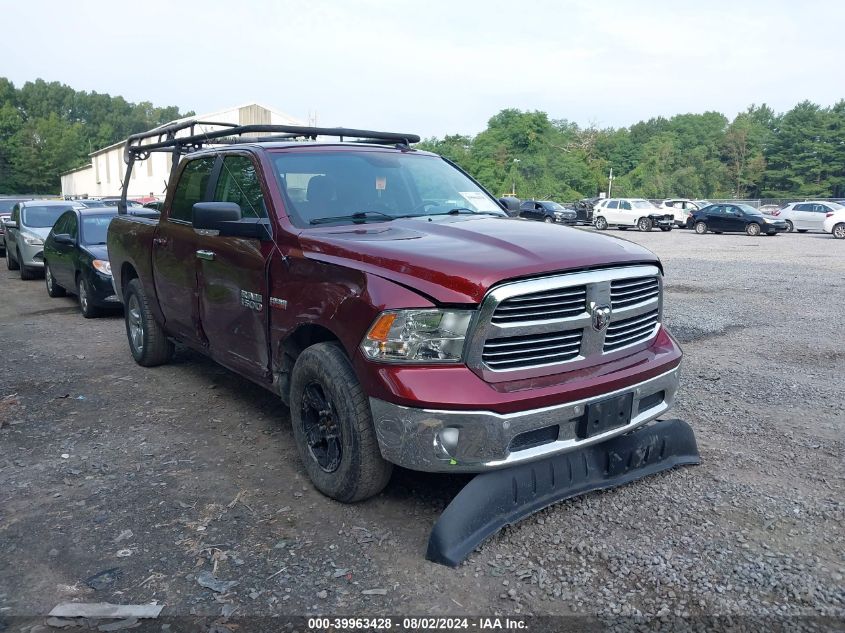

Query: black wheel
<box><xmin>594</xmin><ymin>216</ymin><xmax>608</xmax><ymax>230</ymax></box>
<box><xmin>78</xmin><ymin>277</ymin><xmax>102</xmax><ymax>318</ymax></box>
<box><xmin>19</xmin><ymin>250</ymin><xmax>37</xmax><ymax>280</ymax></box>
<box><xmin>694</xmin><ymin>221</ymin><xmax>708</xmax><ymax>234</ymax></box>
<box><xmin>45</xmin><ymin>263</ymin><xmax>66</xmax><ymax>297</ymax></box>
<box><xmin>785</xmin><ymin>220</ymin><xmax>794</xmax><ymax>233</ymax></box>
<box><xmin>833</xmin><ymin>223</ymin><xmax>845</xmax><ymax>239</ymax></box>
<box><xmin>797</xmin><ymin>229</ymin><xmax>808</xmax><ymax>233</ymax></box>
<box><xmin>543</xmin><ymin>216</ymin><xmax>554</xmax><ymax>224</ymax></box>
<box><xmin>7</xmin><ymin>247</ymin><xmax>19</xmax><ymax>270</ymax></box>
<box><xmin>746</xmin><ymin>222</ymin><xmax>761</xmax><ymax>236</ymax></box>
<box><xmin>637</xmin><ymin>217</ymin><xmax>653</xmax><ymax>232</ymax></box>
<box><xmin>290</xmin><ymin>342</ymin><xmax>392</xmax><ymax>503</ymax></box>
<box><xmin>124</xmin><ymin>278</ymin><xmax>174</xmax><ymax>366</ymax></box>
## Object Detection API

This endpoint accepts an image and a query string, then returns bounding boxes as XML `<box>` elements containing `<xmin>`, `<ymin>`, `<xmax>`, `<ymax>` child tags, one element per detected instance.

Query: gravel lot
<box><xmin>0</xmin><ymin>228</ymin><xmax>843</xmax><ymax>630</ymax></box>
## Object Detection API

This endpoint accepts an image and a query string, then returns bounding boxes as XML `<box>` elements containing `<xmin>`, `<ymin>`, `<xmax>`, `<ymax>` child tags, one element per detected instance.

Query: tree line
<box><xmin>0</xmin><ymin>78</ymin><xmax>191</xmax><ymax>194</ymax></box>
<box><xmin>0</xmin><ymin>77</ymin><xmax>842</xmax><ymax>201</ymax></box>
<box><xmin>419</xmin><ymin>102</ymin><xmax>845</xmax><ymax>202</ymax></box>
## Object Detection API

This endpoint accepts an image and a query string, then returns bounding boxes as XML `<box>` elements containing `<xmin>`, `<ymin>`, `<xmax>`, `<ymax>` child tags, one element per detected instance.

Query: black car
<box><xmin>43</xmin><ymin>208</ymin><xmax>157</xmax><ymax>317</ymax></box>
<box><xmin>519</xmin><ymin>200</ymin><xmax>577</xmax><ymax>224</ymax></box>
<box><xmin>143</xmin><ymin>200</ymin><xmax>165</xmax><ymax>212</ymax></box>
<box><xmin>691</xmin><ymin>203</ymin><xmax>788</xmax><ymax>236</ymax></box>
<box><xmin>573</xmin><ymin>197</ymin><xmax>599</xmax><ymax>224</ymax></box>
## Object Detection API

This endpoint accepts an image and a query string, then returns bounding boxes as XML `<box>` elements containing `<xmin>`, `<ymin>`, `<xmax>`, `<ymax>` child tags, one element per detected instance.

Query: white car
<box><xmin>658</xmin><ymin>199</ymin><xmax>704</xmax><ymax>228</ymax></box>
<box><xmin>778</xmin><ymin>201</ymin><xmax>844</xmax><ymax>233</ymax></box>
<box><xmin>593</xmin><ymin>198</ymin><xmax>674</xmax><ymax>232</ymax></box>
<box><xmin>823</xmin><ymin>208</ymin><xmax>845</xmax><ymax>239</ymax></box>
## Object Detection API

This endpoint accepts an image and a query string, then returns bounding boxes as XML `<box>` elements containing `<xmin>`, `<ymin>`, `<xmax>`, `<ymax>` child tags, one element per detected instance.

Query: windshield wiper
<box><xmin>310</xmin><ymin>211</ymin><xmax>396</xmax><ymax>225</ymax></box>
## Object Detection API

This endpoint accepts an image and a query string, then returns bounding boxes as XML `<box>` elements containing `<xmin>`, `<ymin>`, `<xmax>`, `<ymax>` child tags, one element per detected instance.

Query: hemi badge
<box><xmin>269</xmin><ymin>297</ymin><xmax>288</xmax><ymax>310</ymax></box>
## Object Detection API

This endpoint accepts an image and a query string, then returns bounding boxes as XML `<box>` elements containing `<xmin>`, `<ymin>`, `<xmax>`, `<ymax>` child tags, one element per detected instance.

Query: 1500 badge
<box><xmin>240</xmin><ymin>290</ymin><xmax>263</xmax><ymax>311</ymax></box>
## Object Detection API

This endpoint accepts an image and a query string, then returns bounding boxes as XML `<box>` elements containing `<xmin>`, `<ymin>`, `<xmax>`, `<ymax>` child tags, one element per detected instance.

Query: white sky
<box><xmin>1</xmin><ymin>0</ymin><xmax>843</xmax><ymax>138</ymax></box>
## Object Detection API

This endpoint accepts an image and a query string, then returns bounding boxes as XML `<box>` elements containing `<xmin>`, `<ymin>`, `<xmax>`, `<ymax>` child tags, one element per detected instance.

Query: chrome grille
<box><xmin>603</xmin><ymin>310</ymin><xmax>659</xmax><ymax>352</ymax></box>
<box><xmin>610</xmin><ymin>277</ymin><xmax>659</xmax><ymax>309</ymax></box>
<box><xmin>466</xmin><ymin>265</ymin><xmax>663</xmax><ymax>382</ymax></box>
<box><xmin>491</xmin><ymin>286</ymin><xmax>586</xmax><ymax>324</ymax></box>
<box><xmin>482</xmin><ymin>329</ymin><xmax>582</xmax><ymax>370</ymax></box>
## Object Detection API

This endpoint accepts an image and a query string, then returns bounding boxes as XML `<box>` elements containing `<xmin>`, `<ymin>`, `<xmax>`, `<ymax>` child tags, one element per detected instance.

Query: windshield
<box><xmin>631</xmin><ymin>200</ymin><xmax>656</xmax><ymax>209</ymax></box>
<box><xmin>80</xmin><ymin>214</ymin><xmax>115</xmax><ymax>245</ymax></box>
<box><xmin>271</xmin><ymin>151</ymin><xmax>505</xmax><ymax>226</ymax></box>
<box><xmin>22</xmin><ymin>205</ymin><xmax>74</xmax><ymax>228</ymax></box>
<box><xmin>541</xmin><ymin>201</ymin><xmax>565</xmax><ymax>211</ymax></box>
<box><xmin>737</xmin><ymin>203</ymin><xmax>761</xmax><ymax>215</ymax></box>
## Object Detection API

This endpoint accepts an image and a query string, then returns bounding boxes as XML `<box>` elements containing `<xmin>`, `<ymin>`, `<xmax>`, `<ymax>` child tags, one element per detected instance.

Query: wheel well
<box><xmin>120</xmin><ymin>263</ymin><xmax>138</xmax><ymax>297</ymax></box>
<box><xmin>277</xmin><ymin>324</ymin><xmax>343</xmax><ymax>404</ymax></box>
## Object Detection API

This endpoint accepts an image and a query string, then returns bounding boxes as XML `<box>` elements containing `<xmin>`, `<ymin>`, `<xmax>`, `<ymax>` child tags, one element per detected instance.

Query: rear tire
<box><xmin>45</xmin><ymin>263</ymin><xmax>66</xmax><ymax>297</ymax></box>
<box><xmin>290</xmin><ymin>342</ymin><xmax>392</xmax><ymax>503</ymax></box>
<box><xmin>785</xmin><ymin>220</ymin><xmax>794</xmax><ymax>232</ymax></box>
<box><xmin>833</xmin><ymin>223</ymin><xmax>845</xmax><ymax>239</ymax></box>
<box><xmin>594</xmin><ymin>216</ymin><xmax>608</xmax><ymax>230</ymax></box>
<box><xmin>746</xmin><ymin>223</ymin><xmax>761</xmax><ymax>236</ymax></box>
<box><xmin>78</xmin><ymin>277</ymin><xmax>102</xmax><ymax>319</ymax></box>
<box><xmin>123</xmin><ymin>278</ymin><xmax>173</xmax><ymax>366</ymax></box>
<box><xmin>694</xmin><ymin>221</ymin><xmax>708</xmax><ymax>234</ymax></box>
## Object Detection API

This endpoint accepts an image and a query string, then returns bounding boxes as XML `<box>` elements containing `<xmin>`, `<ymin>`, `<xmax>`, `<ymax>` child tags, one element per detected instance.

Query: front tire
<box><xmin>833</xmin><ymin>223</ymin><xmax>845</xmax><ymax>239</ymax></box>
<box><xmin>637</xmin><ymin>217</ymin><xmax>653</xmax><ymax>232</ymax></box>
<box><xmin>694</xmin><ymin>221</ymin><xmax>708</xmax><ymax>234</ymax></box>
<box><xmin>594</xmin><ymin>216</ymin><xmax>608</xmax><ymax>230</ymax></box>
<box><xmin>78</xmin><ymin>277</ymin><xmax>102</xmax><ymax>318</ymax></box>
<box><xmin>45</xmin><ymin>263</ymin><xmax>66</xmax><ymax>297</ymax></box>
<box><xmin>123</xmin><ymin>278</ymin><xmax>174</xmax><ymax>366</ymax></box>
<box><xmin>290</xmin><ymin>342</ymin><xmax>392</xmax><ymax>503</ymax></box>
<box><xmin>6</xmin><ymin>248</ymin><xmax>19</xmax><ymax>270</ymax></box>
<box><xmin>543</xmin><ymin>216</ymin><xmax>554</xmax><ymax>224</ymax></box>
<box><xmin>746</xmin><ymin>223</ymin><xmax>761</xmax><ymax>236</ymax></box>
<box><xmin>19</xmin><ymin>250</ymin><xmax>37</xmax><ymax>280</ymax></box>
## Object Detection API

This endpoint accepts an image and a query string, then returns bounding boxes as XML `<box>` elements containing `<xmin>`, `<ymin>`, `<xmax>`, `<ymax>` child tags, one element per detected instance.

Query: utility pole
<box><xmin>608</xmin><ymin>167</ymin><xmax>614</xmax><ymax>198</ymax></box>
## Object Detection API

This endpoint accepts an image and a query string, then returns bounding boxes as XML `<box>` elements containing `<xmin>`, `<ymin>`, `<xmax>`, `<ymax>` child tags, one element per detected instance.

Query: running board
<box><xmin>426</xmin><ymin>418</ymin><xmax>700</xmax><ymax>567</ymax></box>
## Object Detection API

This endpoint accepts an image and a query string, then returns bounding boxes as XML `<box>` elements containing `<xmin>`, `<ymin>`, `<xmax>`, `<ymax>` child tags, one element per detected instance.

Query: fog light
<box><xmin>435</xmin><ymin>427</ymin><xmax>460</xmax><ymax>457</ymax></box>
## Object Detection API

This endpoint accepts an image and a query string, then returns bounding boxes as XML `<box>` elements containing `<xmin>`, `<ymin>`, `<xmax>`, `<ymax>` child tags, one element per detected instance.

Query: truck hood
<box><xmin>299</xmin><ymin>215</ymin><xmax>660</xmax><ymax>304</ymax></box>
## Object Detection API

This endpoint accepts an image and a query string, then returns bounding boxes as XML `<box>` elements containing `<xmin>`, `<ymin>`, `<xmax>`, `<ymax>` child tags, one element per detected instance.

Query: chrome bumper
<box><xmin>370</xmin><ymin>366</ymin><xmax>680</xmax><ymax>472</ymax></box>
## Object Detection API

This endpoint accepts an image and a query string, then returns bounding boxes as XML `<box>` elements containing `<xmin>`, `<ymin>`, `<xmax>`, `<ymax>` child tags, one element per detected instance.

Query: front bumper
<box><xmin>89</xmin><ymin>272</ymin><xmax>121</xmax><ymax>306</ymax></box>
<box><xmin>18</xmin><ymin>241</ymin><xmax>44</xmax><ymax>268</ymax></box>
<box><xmin>555</xmin><ymin>216</ymin><xmax>578</xmax><ymax>225</ymax></box>
<box><xmin>370</xmin><ymin>365</ymin><xmax>680</xmax><ymax>472</ymax></box>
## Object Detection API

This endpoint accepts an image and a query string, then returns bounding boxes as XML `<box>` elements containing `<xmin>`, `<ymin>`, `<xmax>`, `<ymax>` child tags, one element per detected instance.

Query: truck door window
<box><xmin>170</xmin><ymin>157</ymin><xmax>216</xmax><ymax>223</ymax></box>
<box><xmin>214</xmin><ymin>156</ymin><xmax>267</xmax><ymax>218</ymax></box>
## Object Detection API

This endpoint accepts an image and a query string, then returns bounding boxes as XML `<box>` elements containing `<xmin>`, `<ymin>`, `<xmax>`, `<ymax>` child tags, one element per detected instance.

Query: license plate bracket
<box><xmin>577</xmin><ymin>392</ymin><xmax>634</xmax><ymax>439</ymax></box>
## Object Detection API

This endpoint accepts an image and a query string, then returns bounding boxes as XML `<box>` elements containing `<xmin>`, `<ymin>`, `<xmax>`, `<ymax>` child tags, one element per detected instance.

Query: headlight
<box><xmin>92</xmin><ymin>259</ymin><xmax>112</xmax><ymax>276</ymax></box>
<box><xmin>361</xmin><ymin>309</ymin><xmax>473</xmax><ymax>363</ymax></box>
<box><xmin>23</xmin><ymin>235</ymin><xmax>43</xmax><ymax>246</ymax></box>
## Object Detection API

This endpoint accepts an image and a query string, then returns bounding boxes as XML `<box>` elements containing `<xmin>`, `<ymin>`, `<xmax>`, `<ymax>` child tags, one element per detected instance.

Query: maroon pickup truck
<box><xmin>108</xmin><ymin>123</ymin><xmax>694</xmax><ymax>561</ymax></box>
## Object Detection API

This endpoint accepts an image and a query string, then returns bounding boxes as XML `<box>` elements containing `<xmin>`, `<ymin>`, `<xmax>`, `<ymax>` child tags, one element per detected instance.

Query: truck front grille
<box><xmin>491</xmin><ymin>286</ymin><xmax>586</xmax><ymax>324</ymax></box>
<box><xmin>467</xmin><ymin>265</ymin><xmax>663</xmax><ymax>382</ymax></box>
<box><xmin>482</xmin><ymin>329</ymin><xmax>582</xmax><ymax>369</ymax></box>
<box><xmin>603</xmin><ymin>310</ymin><xmax>660</xmax><ymax>352</ymax></box>
<box><xmin>610</xmin><ymin>276</ymin><xmax>659</xmax><ymax>309</ymax></box>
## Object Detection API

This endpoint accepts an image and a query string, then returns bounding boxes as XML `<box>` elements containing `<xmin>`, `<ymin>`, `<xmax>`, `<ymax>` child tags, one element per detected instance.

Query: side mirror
<box><xmin>53</xmin><ymin>233</ymin><xmax>74</xmax><ymax>245</ymax></box>
<box><xmin>192</xmin><ymin>202</ymin><xmax>270</xmax><ymax>239</ymax></box>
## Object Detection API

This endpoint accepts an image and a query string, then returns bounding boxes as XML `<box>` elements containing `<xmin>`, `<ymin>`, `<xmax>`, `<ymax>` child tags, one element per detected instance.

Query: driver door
<box><xmin>196</xmin><ymin>153</ymin><xmax>273</xmax><ymax>382</ymax></box>
<box><xmin>723</xmin><ymin>206</ymin><xmax>745</xmax><ymax>231</ymax></box>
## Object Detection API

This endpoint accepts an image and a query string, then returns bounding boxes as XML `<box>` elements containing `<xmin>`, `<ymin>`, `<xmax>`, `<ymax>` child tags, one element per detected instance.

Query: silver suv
<box><xmin>5</xmin><ymin>200</ymin><xmax>76</xmax><ymax>279</ymax></box>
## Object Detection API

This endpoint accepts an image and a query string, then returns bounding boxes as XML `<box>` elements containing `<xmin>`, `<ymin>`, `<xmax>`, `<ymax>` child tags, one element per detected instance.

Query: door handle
<box><xmin>196</xmin><ymin>250</ymin><xmax>215</xmax><ymax>261</ymax></box>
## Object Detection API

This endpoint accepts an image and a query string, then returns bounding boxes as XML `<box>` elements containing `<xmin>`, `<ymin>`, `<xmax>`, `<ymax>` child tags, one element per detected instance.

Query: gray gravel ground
<box><xmin>0</xmin><ymin>227</ymin><xmax>843</xmax><ymax>631</ymax></box>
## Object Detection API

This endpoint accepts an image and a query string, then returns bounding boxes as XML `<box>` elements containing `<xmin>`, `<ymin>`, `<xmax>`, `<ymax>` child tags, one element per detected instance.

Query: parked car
<box><xmin>42</xmin><ymin>207</ymin><xmax>156</xmax><ymax>317</ymax></box>
<box><xmin>777</xmin><ymin>201</ymin><xmax>844</xmax><ymax>233</ymax></box>
<box><xmin>573</xmin><ymin>197</ymin><xmax>600</xmax><ymax>224</ymax></box>
<box><xmin>4</xmin><ymin>200</ymin><xmax>76</xmax><ymax>279</ymax></box>
<box><xmin>593</xmin><ymin>198</ymin><xmax>674</xmax><ymax>232</ymax></box>
<box><xmin>100</xmin><ymin>198</ymin><xmax>144</xmax><ymax>209</ymax></box>
<box><xmin>658</xmin><ymin>199</ymin><xmax>703</xmax><ymax>228</ymax></box>
<box><xmin>107</xmin><ymin>122</ymin><xmax>686</xmax><ymax>511</ymax></box>
<box><xmin>691</xmin><ymin>203</ymin><xmax>788</xmax><ymax>236</ymax></box>
<box><xmin>518</xmin><ymin>200</ymin><xmax>577</xmax><ymax>224</ymax></box>
<box><xmin>143</xmin><ymin>200</ymin><xmax>165</xmax><ymax>212</ymax></box>
<box><xmin>823</xmin><ymin>208</ymin><xmax>845</xmax><ymax>239</ymax></box>
<box><xmin>0</xmin><ymin>198</ymin><xmax>31</xmax><ymax>257</ymax></box>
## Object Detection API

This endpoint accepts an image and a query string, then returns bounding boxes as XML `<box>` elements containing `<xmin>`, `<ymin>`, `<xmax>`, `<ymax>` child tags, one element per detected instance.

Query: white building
<box><xmin>60</xmin><ymin>103</ymin><xmax>304</xmax><ymax>200</ymax></box>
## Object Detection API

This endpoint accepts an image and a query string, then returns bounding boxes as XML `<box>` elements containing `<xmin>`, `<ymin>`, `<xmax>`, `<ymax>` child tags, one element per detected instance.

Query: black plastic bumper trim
<box><xmin>426</xmin><ymin>418</ymin><xmax>700</xmax><ymax>567</ymax></box>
